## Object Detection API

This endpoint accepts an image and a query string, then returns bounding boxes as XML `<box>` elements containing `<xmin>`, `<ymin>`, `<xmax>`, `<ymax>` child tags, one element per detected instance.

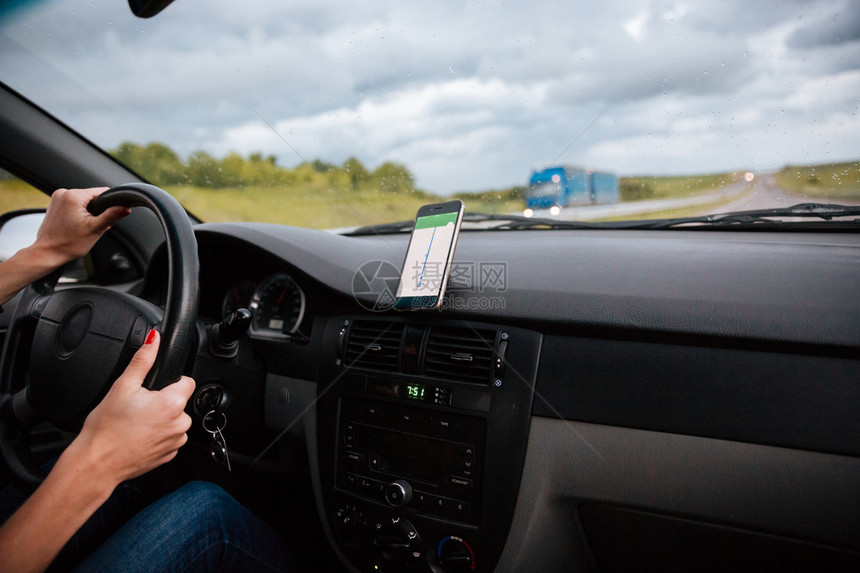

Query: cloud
<box><xmin>787</xmin><ymin>2</ymin><xmax>860</xmax><ymax>49</ymax></box>
<box><xmin>0</xmin><ymin>0</ymin><xmax>857</xmax><ymax>195</ymax></box>
<box><xmin>212</xmin><ymin>78</ymin><xmax>549</xmax><ymax>191</ymax></box>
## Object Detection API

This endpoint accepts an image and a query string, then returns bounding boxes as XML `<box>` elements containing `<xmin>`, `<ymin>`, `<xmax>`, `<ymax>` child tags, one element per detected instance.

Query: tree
<box><xmin>144</xmin><ymin>142</ymin><xmax>186</xmax><ymax>186</ymax></box>
<box><xmin>343</xmin><ymin>157</ymin><xmax>370</xmax><ymax>190</ymax></box>
<box><xmin>372</xmin><ymin>161</ymin><xmax>415</xmax><ymax>193</ymax></box>
<box><xmin>187</xmin><ymin>151</ymin><xmax>221</xmax><ymax>187</ymax></box>
<box><xmin>112</xmin><ymin>141</ymin><xmax>186</xmax><ymax>186</ymax></box>
<box><xmin>218</xmin><ymin>152</ymin><xmax>246</xmax><ymax>188</ymax></box>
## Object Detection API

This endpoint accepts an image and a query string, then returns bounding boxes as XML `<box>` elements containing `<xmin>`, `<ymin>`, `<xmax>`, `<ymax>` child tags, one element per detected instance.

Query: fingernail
<box><xmin>145</xmin><ymin>329</ymin><xmax>157</xmax><ymax>345</ymax></box>
<box><xmin>119</xmin><ymin>207</ymin><xmax>132</xmax><ymax>218</ymax></box>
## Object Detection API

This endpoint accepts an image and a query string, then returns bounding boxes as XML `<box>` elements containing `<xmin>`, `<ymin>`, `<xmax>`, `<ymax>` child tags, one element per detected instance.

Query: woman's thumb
<box><xmin>119</xmin><ymin>329</ymin><xmax>160</xmax><ymax>388</ymax></box>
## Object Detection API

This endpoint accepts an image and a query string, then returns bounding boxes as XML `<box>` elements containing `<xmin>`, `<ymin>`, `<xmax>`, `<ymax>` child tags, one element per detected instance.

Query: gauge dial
<box><xmin>221</xmin><ymin>280</ymin><xmax>257</xmax><ymax>319</ymax></box>
<box><xmin>248</xmin><ymin>273</ymin><xmax>306</xmax><ymax>336</ymax></box>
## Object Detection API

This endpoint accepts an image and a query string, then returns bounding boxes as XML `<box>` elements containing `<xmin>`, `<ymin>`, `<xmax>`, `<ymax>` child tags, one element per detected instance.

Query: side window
<box><xmin>0</xmin><ymin>170</ymin><xmax>48</xmax><ymax>261</ymax></box>
<box><xmin>0</xmin><ymin>171</ymin><xmax>140</xmax><ymax>286</ymax></box>
<box><xmin>0</xmin><ymin>169</ymin><xmax>49</xmax><ymax>211</ymax></box>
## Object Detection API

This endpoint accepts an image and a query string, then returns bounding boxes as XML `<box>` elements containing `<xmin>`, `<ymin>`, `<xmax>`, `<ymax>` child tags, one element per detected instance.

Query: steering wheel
<box><xmin>0</xmin><ymin>183</ymin><xmax>199</xmax><ymax>493</ymax></box>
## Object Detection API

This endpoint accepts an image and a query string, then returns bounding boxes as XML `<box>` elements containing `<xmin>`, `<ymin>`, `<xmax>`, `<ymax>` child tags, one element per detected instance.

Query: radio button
<box><xmin>412</xmin><ymin>490</ymin><xmax>429</xmax><ymax>510</ymax></box>
<box><xmin>445</xmin><ymin>500</ymin><xmax>472</xmax><ymax>521</ymax></box>
<box><xmin>343</xmin><ymin>452</ymin><xmax>365</xmax><ymax>467</ymax></box>
<box><xmin>368</xmin><ymin>454</ymin><xmax>381</xmax><ymax>472</ymax></box>
<box><xmin>431</xmin><ymin>416</ymin><xmax>459</xmax><ymax>431</ymax></box>
<box><xmin>433</xmin><ymin>387</ymin><xmax>452</xmax><ymax>405</ymax></box>
<box><xmin>343</xmin><ymin>473</ymin><xmax>360</xmax><ymax>492</ymax></box>
<box><xmin>385</xmin><ymin>479</ymin><xmax>413</xmax><ymax>507</ymax></box>
<box><xmin>343</xmin><ymin>423</ymin><xmax>357</xmax><ymax>445</ymax></box>
<box><xmin>361</xmin><ymin>403</ymin><xmax>383</xmax><ymax>419</ymax></box>
<box><xmin>449</xmin><ymin>475</ymin><xmax>472</xmax><ymax>488</ymax></box>
<box><xmin>454</xmin><ymin>459</ymin><xmax>474</xmax><ymax>472</ymax></box>
<box><xmin>427</xmin><ymin>494</ymin><xmax>446</xmax><ymax>513</ymax></box>
<box><xmin>455</xmin><ymin>445</ymin><xmax>476</xmax><ymax>461</ymax></box>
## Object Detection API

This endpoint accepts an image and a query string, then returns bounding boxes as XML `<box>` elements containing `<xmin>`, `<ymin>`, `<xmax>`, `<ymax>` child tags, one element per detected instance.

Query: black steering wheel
<box><xmin>0</xmin><ymin>183</ymin><xmax>199</xmax><ymax>493</ymax></box>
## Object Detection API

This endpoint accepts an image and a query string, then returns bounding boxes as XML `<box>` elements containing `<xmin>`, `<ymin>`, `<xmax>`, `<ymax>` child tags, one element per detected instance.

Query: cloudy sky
<box><xmin>1</xmin><ymin>0</ymin><xmax>858</xmax><ymax>194</ymax></box>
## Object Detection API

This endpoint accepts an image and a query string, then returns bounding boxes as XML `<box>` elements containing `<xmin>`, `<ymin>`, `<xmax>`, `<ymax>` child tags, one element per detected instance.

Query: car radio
<box><xmin>316</xmin><ymin>316</ymin><xmax>542</xmax><ymax>572</ymax></box>
<box><xmin>337</xmin><ymin>396</ymin><xmax>486</xmax><ymax>525</ymax></box>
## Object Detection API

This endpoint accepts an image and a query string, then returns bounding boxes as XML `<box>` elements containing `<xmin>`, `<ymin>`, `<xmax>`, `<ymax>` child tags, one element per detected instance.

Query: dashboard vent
<box><xmin>345</xmin><ymin>320</ymin><xmax>405</xmax><ymax>372</ymax></box>
<box><xmin>424</xmin><ymin>326</ymin><xmax>496</xmax><ymax>384</ymax></box>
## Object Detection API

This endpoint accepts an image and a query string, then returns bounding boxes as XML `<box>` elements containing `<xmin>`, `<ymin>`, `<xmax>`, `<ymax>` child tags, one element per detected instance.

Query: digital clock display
<box><xmin>405</xmin><ymin>383</ymin><xmax>426</xmax><ymax>400</ymax></box>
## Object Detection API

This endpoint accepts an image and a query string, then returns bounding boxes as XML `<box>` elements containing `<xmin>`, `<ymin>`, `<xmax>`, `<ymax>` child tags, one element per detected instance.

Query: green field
<box><xmin>0</xmin><ymin>173</ymin><xmax>753</xmax><ymax>230</ymax></box>
<box><xmin>618</xmin><ymin>172</ymin><xmax>742</xmax><ymax>202</ymax></box>
<box><xmin>773</xmin><ymin>161</ymin><xmax>860</xmax><ymax>198</ymax></box>
<box><xmin>0</xmin><ymin>179</ymin><xmax>50</xmax><ymax>211</ymax></box>
<box><xmin>452</xmin><ymin>187</ymin><xmax>526</xmax><ymax>216</ymax></box>
<box><xmin>3</xmin><ymin>160</ymin><xmax>856</xmax><ymax>229</ymax></box>
<box><xmin>167</xmin><ymin>184</ymin><xmax>440</xmax><ymax>229</ymax></box>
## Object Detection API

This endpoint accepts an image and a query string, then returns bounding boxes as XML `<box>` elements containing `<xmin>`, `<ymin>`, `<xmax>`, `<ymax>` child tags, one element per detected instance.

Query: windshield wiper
<box><xmin>344</xmin><ymin>203</ymin><xmax>860</xmax><ymax>235</ymax></box>
<box><xmin>345</xmin><ymin>212</ymin><xmax>610</xmax><ymax>235</ymax></box>
<box><xmin>627</xmin><ymin>203</ymin><xmax>860</xmax><ymax>229</ymax></box>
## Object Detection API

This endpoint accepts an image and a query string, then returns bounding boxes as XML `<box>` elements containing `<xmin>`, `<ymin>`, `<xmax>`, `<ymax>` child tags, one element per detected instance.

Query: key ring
<box><xmin>202</xmin><ymin>410</ymin><xmax>227</xmax><ymax>435</ymax></box>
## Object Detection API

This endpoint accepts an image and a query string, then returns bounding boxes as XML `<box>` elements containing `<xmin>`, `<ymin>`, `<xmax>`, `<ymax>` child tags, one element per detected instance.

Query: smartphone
<box><xmin>394</xmin><ymin>200</ymin><xmax>465</xmax><ymax>310</ymax></box>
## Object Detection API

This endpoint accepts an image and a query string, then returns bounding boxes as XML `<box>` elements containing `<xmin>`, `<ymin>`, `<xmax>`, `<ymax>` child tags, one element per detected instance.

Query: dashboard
<box><xmin>141</xmin><ymin>223</ymin><xmax>860</xmax><ymax>573</ymax></box>
<box><xmin>194</xmin><ymin>241</ymin><xmax>313</xmax><ymax>341</ymax></box>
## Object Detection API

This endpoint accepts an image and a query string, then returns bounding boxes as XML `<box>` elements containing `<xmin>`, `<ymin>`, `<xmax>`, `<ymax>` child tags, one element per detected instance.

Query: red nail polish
<box><xmin>145</xmin><ymin>329</ymin><xmax>157</xmax><ymax>345</ymax></box>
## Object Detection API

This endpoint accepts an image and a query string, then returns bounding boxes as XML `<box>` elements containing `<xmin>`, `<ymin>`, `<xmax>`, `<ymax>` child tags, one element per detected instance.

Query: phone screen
<box><xmin>394</xmin><ymin>200</ymin><xmax>465</xmax><ymax>310</ymax></box>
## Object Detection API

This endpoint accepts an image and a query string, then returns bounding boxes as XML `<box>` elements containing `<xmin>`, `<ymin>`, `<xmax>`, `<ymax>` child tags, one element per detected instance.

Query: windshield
<box><xmin>1</xmin><ymin>0</ymin><xmax>858</xmax><ymax>229</ymax></box>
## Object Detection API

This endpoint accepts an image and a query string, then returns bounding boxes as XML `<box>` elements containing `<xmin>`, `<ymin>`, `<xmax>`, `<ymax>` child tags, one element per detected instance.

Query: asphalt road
<box><xmin>707</xmin><ymin>175</ymin><xmax>818</xmax><ymax>214</ymax></box>
<box><xmin>528</xmin><ymin>180</ymin><xmax>750</xmax><ymax>221</ymax></box>
<box><xmin>526</xmin><ymin>174</ymin><xmax>859</xmax><ymax>221</ymax></box>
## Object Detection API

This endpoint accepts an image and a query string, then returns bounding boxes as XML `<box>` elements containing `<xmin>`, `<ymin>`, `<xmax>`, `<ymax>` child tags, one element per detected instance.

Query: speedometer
<box><xmin>248</xmin><ymin>273</ymin><xmax>306</xmax><ymax>336</ymax></box>
<box><xmin>221</xmin><ymin>280</ymin><xmax>257</xmax><ymax>319</ymax></box>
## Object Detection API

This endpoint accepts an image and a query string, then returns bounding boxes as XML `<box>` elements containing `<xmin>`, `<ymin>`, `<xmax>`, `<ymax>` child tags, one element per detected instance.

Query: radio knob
<box><xmin>385</xmin><ymin>479</ymin><xmax>413</xmax><ymax>507</ymax></box>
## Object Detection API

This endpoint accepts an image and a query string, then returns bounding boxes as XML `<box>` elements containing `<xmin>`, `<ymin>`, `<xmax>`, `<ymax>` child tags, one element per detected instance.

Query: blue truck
<box><xmin>525</xmin><ymin>165</ymin><xmax>619</xmax><ymax>210</ymax></box>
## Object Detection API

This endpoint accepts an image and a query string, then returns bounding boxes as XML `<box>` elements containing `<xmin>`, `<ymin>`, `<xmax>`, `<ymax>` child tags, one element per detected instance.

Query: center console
<box><xmin>316</xmin><ymin>316</ymin><xmax>541</xmax><ymax>572</ymax></box>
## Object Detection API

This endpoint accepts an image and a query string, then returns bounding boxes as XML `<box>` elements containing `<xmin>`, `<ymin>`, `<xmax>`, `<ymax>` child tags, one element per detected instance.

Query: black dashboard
<box><xmin>145</xmin><ymin>224</ymin><xmax>860</xmax><ymax>572</ymax></box>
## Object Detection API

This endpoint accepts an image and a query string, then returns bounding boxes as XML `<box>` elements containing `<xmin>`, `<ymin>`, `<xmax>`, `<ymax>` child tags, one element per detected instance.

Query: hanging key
<box><xmin>212</xmin><ymin>427</ymin><xmax>232</xmax><ymax>471</ymax></box>
<box><xmin>203</xmin><ymin>410</ymin><xmax>232</xmax><ymax>471</ymax></box>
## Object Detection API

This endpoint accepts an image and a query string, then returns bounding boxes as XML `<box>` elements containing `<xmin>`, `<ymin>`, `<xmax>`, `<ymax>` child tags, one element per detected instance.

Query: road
<box><xmin>707</xmin><ymin>175</ymin><xmax>816</xmax><ymax>214</ymax></box>
<box><xmin>528</xmin><ymin>180</ymin><xmax>750</xmax><ymax>221</ymax></box>
<box><xmin>525</xmin><ymin>175</ymin><xmax>859</xmax><ymax>221</ymax></box>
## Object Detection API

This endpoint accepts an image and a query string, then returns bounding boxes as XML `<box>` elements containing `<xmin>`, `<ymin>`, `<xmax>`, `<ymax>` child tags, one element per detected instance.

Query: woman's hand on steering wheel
<box><xmin>72</xmin><ymin>329</ymin><xmax>196</xmax><ymax>488</ymax></box>
<box><xmin>33</xmin><ymin>187</ymin><xmax>131</xmax><ymax>268</ymax></box>
<box><xmin>0</xmin><ymin>187</ymin><xmax>130</xmax><ymax>306</ymax></box>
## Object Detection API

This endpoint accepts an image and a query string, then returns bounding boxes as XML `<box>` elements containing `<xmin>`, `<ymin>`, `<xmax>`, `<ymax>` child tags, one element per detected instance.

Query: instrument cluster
<box><xmin>220</xmin><ymin>273</ymin><xmax>306</xmax><ymax>339</ymax></box>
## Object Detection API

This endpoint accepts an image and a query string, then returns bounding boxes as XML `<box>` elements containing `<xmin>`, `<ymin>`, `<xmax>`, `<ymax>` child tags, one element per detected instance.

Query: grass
<box><xmin>166</xmin><ymin>183</ymin><xmax>441</xmax><ymax>229</ymax></box>
<box><xmin>594</xmin><ymin>199</ymin><xmax>740</xmax><ymax>222</ymax></box>
<box><xmin>459</xmin><ymin>197</ymin><xmax>525</xmax><ymax>215</ymax></box>
<box><xmin>0</xmin><ymin>179</ymin><xmax>50</xmax><ymax>211</ymax></box>
<box><xmin>619</xmin><ymin>172</ymin><xmax>742</xmax><ymax>202</ymax></box>
<box><xmin>453</xmin><ymin>187</ymin><xmax>526</xmax><ymax>215</ymax></box>
<box><xmin>773</xmin><ymin>161</ymin><xmax>860</xmax><ymax>199</ymax></box>
<box><xmin>0</xmin><ymin>177</ymin><xmax>437</xmax><ymax>230</ymax></box>
<box><xmin>3</xmin><ymin>161</ymin><xmax>855</xmax><ymax>229</ymax></box>
<box><xmin>596</xmin><ymin>179</ymin><xmax>757</xmax><ymax>222</ymax></box>
<box><xmin>0</xmin><ymin>175</ymin><xmax>750</xmax><ymax>228</ymax></box>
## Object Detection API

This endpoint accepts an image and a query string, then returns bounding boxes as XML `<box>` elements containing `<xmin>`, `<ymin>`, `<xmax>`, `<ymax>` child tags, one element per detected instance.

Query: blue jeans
<box><xmin>73</xmin><ymin>481</ymin><xmax>294</xmax><ymax>572</ymax></box>
<box><xmin>2</xmin><ymin>480</ymin><xmax>294</xmax><ymax>572</ymax></box>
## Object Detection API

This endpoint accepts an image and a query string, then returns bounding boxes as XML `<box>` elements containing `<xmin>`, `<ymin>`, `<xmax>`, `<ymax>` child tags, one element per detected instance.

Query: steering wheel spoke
<box><xmin>0</xmin><ymin>390</ymin><xmax>47</xmax><ymax>493</ymax></box>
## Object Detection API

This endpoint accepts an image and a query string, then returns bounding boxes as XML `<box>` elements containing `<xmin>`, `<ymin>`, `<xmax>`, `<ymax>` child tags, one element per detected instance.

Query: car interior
<box><xmin>1</xmin><ymin>1</ymin><xmax>859</xmax><ymax>572</ymax></box>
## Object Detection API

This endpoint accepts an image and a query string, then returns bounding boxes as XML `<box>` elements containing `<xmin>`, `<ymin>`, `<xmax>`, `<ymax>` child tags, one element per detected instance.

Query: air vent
<box><xmin>344</xmin><ymin>320</ymin><xmax>405</xmax><ymax>372</ymax></box>
<box><xmin>424</xmin><ymin>326</ymin><xmax>496</xmax><ymax>384</ymax></box>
